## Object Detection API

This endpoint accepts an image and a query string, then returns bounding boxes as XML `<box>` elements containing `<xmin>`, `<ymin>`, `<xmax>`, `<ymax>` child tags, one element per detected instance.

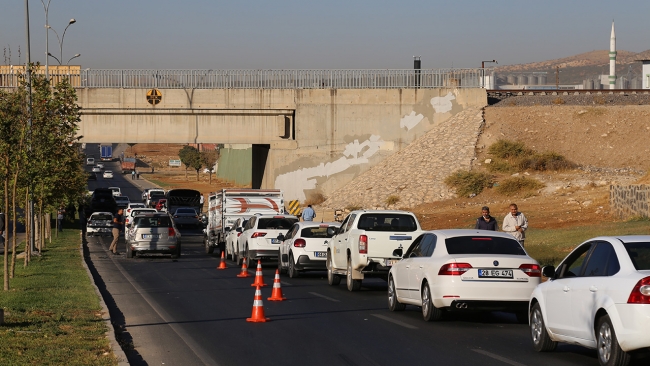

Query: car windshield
<box><xmin>301</xmin><ymin>226</ymin><xmax>337</xmax><ymax>238</ymax></box>
<box><xmin>91</xmin><ymin>214</ymin><xmax>112</xmax><ymax>220</ymax></box>
<box><xmin>623</xmin><ymin>242</ymin><xmax>650</xmax><ymax>270</ymax></box>
<box><xmin>150</xmin><ymin>191</ymin><xmax>165</xmax><ymax>197</ymax></box>
<box><xmin>257</xmin><ymin>217</ymin><xmax>298</xmax><ymax>230</ymax></box>
<box><xmin>356</xmin><ymin>214</ymin><xmax>418</xmax><ymax>232</ymax></box>
<box><xmin>134</xmin><ymin>216</ymin><xmax>172</xmax><ymax>227</ymax></box>
<box><xmin>131</xmin><ymin>204</ymin><xmax>145</xmax><ymax>208</ymax></box>
<box><xmin>105</xmin><ymin>171</ymin><xmax>112</xmax><ymax>174</ymax></box>
<box><xmin>445</xmin><ymin>236</ymin><xmax>526</xmax><ymax>255</ymax></box>
<box><xmin>176</xmin><ymin>209</ymin><xmax>196</xmax><ymax>214</ymax></box>
<box><xmin>116</xmin><ymin>196</ymin><xmax>128</xmax><ymax>200</ymax></box>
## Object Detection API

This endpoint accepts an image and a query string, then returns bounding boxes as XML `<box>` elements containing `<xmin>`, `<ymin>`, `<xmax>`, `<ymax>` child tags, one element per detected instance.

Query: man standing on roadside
<box><xmin>109</xmin><ymin>209</ymin><xmax>124</xmax><ymax>255</ymax></box>
<box><xmin>502</xmin><ymin>203</ymin><xmax>528</xmax><ymax>246</ymax></box>
<box><xmin>57</xmin><ymin>207</ymin><xmax>65</xmax><ymax>232</ymax></box>
<box><xmin>302</xmin><ymin>204</ymin><xmax>316</xmax><ymax>221</ymax></box>
<box><xmin>475</xmin><ymin>206</ymin><xmax>497</xmax><ymax>231</ymax></box>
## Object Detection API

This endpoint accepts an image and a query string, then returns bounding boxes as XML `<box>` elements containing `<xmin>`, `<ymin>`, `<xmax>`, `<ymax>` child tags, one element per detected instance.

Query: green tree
<box><xmin>178</xmin><ymin>145</ymin><xmax>202</xmax><ymax>181</ymax></box>
<box><xmin>200</xmin><ymin>149</ymin><xmax>218</xmax><ymax>184</ymax></box>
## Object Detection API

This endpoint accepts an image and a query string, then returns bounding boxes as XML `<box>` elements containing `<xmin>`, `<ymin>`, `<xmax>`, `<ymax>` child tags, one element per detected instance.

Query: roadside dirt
<box><xmin>129</xmin><ymin>104</ymin><xmax>650</xmax><ymax>230</ymax></box>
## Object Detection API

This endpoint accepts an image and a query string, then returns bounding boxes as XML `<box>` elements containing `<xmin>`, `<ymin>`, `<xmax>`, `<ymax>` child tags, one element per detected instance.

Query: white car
<box><xmin>529</xmin><ymin>236</ymin><xmax>650</xmax><ymax>366</ymax></box>
<box><xmin>86</xmin><ymin>212</ymin><xmax>113</xmax><ymax>236</ymax></box>
<box><xmin>236</xmin><ymin>214</ymin><xmax>299</xmax><ymax>265</ymax></box>
<box><xmin>86</xmin><ymin>157</ymin><xmax>95</xmax><ymax>166</ymax></box>
<box><xmin>125</xmin><ymin>208</ymin><xmax>158</xmax><ymax>227</ymax></box>
<box><xmin>109</xmin><ymin>187</ymin><xmax>121</xmax><ymax>197</ymax></box>
<box><xmin>91</xmin><ymin>166</ymin><xmax>101</xmax><ymax>173</ymax></box>
<box><xmin>114</xmin><ymin>195</ymin><xmax>130</xmax><ymax>208</ymax></box>
<box><xmin>224</xmin><ymin>217</ymin><xmax>249</xmax><ymax>260</ymax></box>
<box><xmin>103</xmin><ymin>170</ymin><xmax>114</xmax><ymax>179</ymax></box>
<box><xmin>388</xmin><ymin>229</ymin><xmax>540</xmax><ymax>322</ymax></box>
<box><xmin>96</xmin><ymin>162</ymin><xmax>104</xmax><ymax>169</ymax></box>
<box><xmin>278</xmin><ymin>222</ymin><xmax>341</xmax><ymax>278</ymax></box>
<box><xmin>125</xmin><ymin>202</ymin><xmax>146</xmax><ymax>217</ymax></box>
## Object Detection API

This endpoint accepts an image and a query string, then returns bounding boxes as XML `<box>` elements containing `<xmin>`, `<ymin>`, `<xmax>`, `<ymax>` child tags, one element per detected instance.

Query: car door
<box><xmin>408</xmin><ymin>234</ymin><xmax>437</xmax><ymax>300</ymax></box>
<box><xmin>238</xmin><ymin>216</ymin><xmax>255</xmax><ymax>256</ymax></box>
<box><xmin>282</xmin><ymin>225</ymin><xmax>298</xmax><ymax>265</ymax></box>
<box><xmin>543</xmin><ymin>242</ymin><xmax>593</xmax><ymax>337</ymax></box>
<box><xmin>393</xmin><ymin>235</ymin><xmax>424</xmax><ymax>300</ymax></box>
<box><xmin>570</xmin><ymin>241</ymin><xmax>621</xmax><ymax>341</ymax></box>
<box><xmin>331</xmin><ymin>216</ymin><xmax>349</xmax><ymax>269</ymax></box>
<box><xmin>334</xmin><ymin>214</ymin><xmax>356</xmax><ymax>268</ymax></box>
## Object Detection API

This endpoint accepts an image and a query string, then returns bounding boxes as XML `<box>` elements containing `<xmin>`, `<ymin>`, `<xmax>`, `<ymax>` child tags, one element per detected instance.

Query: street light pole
<box><xmin>40</xmin><ymin>0</ymin><xmax>51</xmax><ymax>79</ymax></box>
<box><xmin>25</xmin><ymin>0</ymin><xmax>36</xmax><ymax>256</ymax></box>
<box><xmin>46</xmin><ymin>18</ymin><xmax>77</xmax><ymax>66</ymax></box>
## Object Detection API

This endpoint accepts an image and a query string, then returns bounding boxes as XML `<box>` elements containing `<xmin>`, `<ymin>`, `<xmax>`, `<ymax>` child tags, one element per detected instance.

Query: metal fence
<box><xmin>1</xmin><ymin>68</ymin><xmax>487</xmax><ymax>89</ymax></box>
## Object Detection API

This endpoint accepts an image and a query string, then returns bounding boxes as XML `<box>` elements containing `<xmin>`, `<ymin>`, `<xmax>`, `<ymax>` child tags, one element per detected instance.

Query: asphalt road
<box><xmin>82</xmin><ymin>146</ymin><xmax>643</xmax><ymax>366</ymax></box>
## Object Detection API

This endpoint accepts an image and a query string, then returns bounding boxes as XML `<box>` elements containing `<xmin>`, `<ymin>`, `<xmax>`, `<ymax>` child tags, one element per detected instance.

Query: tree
<box><xmin>178</xmin><ymin>145</ymin><xmax>202</xmax><ymax>181</ymax></box>
<box><xmin>200</xmin><ymin>149</ymin><xmax>218</xmax><ymax>184</ymax></box>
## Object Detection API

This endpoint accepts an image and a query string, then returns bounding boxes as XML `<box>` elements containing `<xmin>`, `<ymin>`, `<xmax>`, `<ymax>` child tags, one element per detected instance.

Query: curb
<box><xmin>79</xmin><ymin>233</ymin><xmax>130</xmax><ymax>366</ymax></box>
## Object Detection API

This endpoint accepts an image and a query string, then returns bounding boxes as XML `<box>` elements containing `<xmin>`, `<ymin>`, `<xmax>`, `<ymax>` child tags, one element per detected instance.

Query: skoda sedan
<box><xmin>388</xmin><ymin>229</ymin><xmax>540</xmax><ymax>322</ymax></box>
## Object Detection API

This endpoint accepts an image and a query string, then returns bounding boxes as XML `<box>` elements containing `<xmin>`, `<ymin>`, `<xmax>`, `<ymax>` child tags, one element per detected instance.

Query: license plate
<box><xmin>314</xmin><ymin>252</ymin><xmax>326</xmax><ymax>258</ymax></box>
<box><xmin>478</xmin><ymin>269</ymin><xmax>513</xmax><ymax>278</ymax></box>
<box><xmin>142</xmin><ymin>234</ymin><xmax>160</xmax><ymax>239</ymax></box>
<box><xmin>271</xmin><ymin>238</ymin><xmax>280</xmax><ymax>244</ymax></box>
<box><xmin>386</xmin><ymin>259</ymin><xmax>399</xmax><ymax>266</ymax></box>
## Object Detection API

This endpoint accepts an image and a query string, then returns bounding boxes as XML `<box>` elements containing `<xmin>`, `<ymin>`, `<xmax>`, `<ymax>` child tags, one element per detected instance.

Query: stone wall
<box><xmin>610</xmin><ymin>185</ymin><xmax>650</xmax><ymax>219</ymax></box>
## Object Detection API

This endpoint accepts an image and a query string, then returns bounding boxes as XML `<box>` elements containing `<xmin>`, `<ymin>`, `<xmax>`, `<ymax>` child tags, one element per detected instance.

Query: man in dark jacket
<box><xmin>475</xmin><ymin>206</ymin><xmax>497</xmax><ymax>231</ymax></box>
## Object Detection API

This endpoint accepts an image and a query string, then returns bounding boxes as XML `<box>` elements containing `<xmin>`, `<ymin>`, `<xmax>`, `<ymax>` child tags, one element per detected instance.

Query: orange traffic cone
<box><xmin>267</xmin><ymin>269</ymin><xmax>286</xmax><ymax>301</ymax></box>
<box><xmin>246</xmin><ymin>285</ymin><xmax>270</xmax><ymax>323</ymax></box>
<box><xmin>251</xmin><ymin>260</ymin><xmax>268</xmax><ymax>287</ymax></box>
<box><xmin>217</xmin><ymin>251</ymin><xmax>228</xmax><ymax>270</ymax></box>
<box><xmin>237</xmin><ymin>257</ymin><xmax>251</xmax><ymax>278</ymax></box>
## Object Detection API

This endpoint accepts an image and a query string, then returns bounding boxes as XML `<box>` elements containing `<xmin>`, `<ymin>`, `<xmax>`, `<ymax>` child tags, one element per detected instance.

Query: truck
<box><xmin>121</xmin><ymin>157</ymin><xmax>136</xmax><ymax>174</ymax></box>
<box><xmin>326</xmin><ymin>210</ymin><xmax>423</xmax><ymax>291</ymax></box>
<box><xmin>166</xmin><ymin>188</ymin><xmax>202</xmax><ymax>215</ymax></box>
<box><xmin>204</xmin><ymin>189</ymin><xmax>284</xmax><ymax>255</ymax></box>
<box><xmin>100</xmin><ymin>144</ymin><xmax>113</xmax><ymax>161</ymax></box>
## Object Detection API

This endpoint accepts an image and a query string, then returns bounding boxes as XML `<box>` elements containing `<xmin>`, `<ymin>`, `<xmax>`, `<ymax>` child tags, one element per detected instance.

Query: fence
<box><xmin>610</xmin><ymin>184</ymin><xmax>650</xmax><ymax>219</ymax></box>
<box><xmin>1</xmin><ymin>68</ymin><xmax>488</xmax><ymax>89</ymax></box>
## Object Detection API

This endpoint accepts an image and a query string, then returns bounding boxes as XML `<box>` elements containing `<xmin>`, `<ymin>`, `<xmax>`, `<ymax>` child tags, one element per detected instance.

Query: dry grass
<box><xmin>345</xmin><ymin>204</ymin><xmax>363</xmax><ymax>211</ymax></box>
<box><xmin>552</xmin><ymin>97</ymin><xmax>566</xmax><ymax>105</ymax></box>
<box><xmin>495</xmin><ymin>176</ymin><xmax>545</xmax><ymax>196</ymax></box>
<box><xmin>444</xmin><ymin>171</ymin><xmax>494</xmax><ymax>197</ymax></box>
<box><xmin>304</xmin><ymin>192</ymin><xmax>327</xmax><ymax>206</ymax></box>
<box><xmin>487</xmin><ymin>140</ymin><xmax>577</xmax><ymax>173</ymax></box>
<box><xmin>385</xmin><ymin>195</ymin><xmax>400</xmax><ymax>206</ymax></box>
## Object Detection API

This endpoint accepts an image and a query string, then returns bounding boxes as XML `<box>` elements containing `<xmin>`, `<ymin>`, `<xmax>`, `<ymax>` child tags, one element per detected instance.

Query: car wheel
<box><xmin>597</xmin><ymin>315</ymin><xmax>630</xmax><ymax>366</ymax></box>
<box><xmin>346</xmin><ymin>257</ymin><xmax>362</xmax><ymax>292</ymax></box>
<box><xmin>388</xmin><ymin>276</ymin><xmax>405</xmax><ymax>311</ymax></box>
<box><xmin>204</xmin><ymin>236</ymin><xmax>214</xmax><ymax>254</ymax></box>
<box><xmin>278</xmin><ymin>252</ymin><xmax>287</xmax><ymax>274</ymax></box>
<box><xmin>421</xmin><ymin>283</ymin><xmax>443</xmax><ymax>321</ymax></box>
<box><xmin>171</xmin><ymin>244</ymin><xmax>180</xmax><ymax>259</ymax></box>
<box><xmin>327</xmin><ymin>252</ymin><xmax>340</xmax><ymax>286</ymax></box>
<box><xmin>126</xmin><ymin>244</ymin><xmax>133</xmax><ymax>259</ymax></box>
<box><xmin>288</xmin><ymin>253</ymin><xmax>300</xmax><ymax>278</ymax></box>
<box><xmin>530</xmin><ymin>302</ymin><xmax>557</xmax><ymax>352</ymax></box>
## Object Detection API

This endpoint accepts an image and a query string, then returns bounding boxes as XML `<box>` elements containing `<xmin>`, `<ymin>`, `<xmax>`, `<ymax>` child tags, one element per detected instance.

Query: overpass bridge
<box><xmin>1</xmin><ymin>68</ymin><xmax>489</xmax><ymax>201</ymax></box>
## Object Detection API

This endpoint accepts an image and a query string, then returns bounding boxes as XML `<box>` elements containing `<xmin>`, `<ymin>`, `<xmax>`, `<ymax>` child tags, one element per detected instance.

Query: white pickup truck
<box><xmin>326</xmin><ymin>210</ymin><xmax>423</xmax><ymax>291</ymax></box>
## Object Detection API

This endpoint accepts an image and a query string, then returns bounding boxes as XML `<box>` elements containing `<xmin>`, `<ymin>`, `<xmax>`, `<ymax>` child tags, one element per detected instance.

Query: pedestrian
<box><xmin>57</xmin><ymin>207</ymin><xmax>65</xmax><ymax>232</ymax></box>
<box><xmin>78</xmin><ymin>205</ymin><xmax>87</xmax><ymax>235</ymax></box>
<box><xmin>109</xmin><ymin>209</ymin><xmax>124</xmax><ymax>255</ymax></box>
<box><xmin>502</xmin><ymin>203</ymin><xmax>528</xmax><ymax>246</ymax></box>
<box><xmin>475</xmin><ymin>206</ymin><xmax>497</xmax><ymax>231</ymax></box>
<box><xmin>136</xmin><ymin>169</ymin><xmax>139</xmax><ymax>180</ymax></box>
<box><xmin>301</xmin><ymin>204</ymin><xmax>316</xmax><ymax>221</ymax></box>
<box><xmin>131</xmin><ymin>170</ymin><xmax>135</xmax><ymax>180</ymax></box>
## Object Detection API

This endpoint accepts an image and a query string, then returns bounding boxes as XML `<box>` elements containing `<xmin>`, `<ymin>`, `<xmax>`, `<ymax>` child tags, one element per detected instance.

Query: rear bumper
<box><xmin>249</xmin><ymin>249</ymin><xmax>279</xmax><ymax>259</ymax></box>
<box><xmin>611</xmin><ymin>303</ymin><xmax>650</xmax><ymax>352</ymax></box>
<box><xmin>295</xmin><ymin>255</ymin><xmax>326</xmax><ymax>271</ymax></box>
<box><xmin>129</xmin><ymin>241</ymin><xmax>178</xmax><ymax>253</ymax></box>
<box><xmin>448</xmin><ymin>300</ymin><xmax>529</xmax><ymax>312</ymax></box>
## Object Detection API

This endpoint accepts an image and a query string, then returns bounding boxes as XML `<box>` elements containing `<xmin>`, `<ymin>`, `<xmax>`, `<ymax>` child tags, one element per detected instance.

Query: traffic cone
<box><xmin>251</xmin><ymin>260</ymin><xmax>268</xmax><ymax>287</ymax></box>
<box><xmin>246</xmin><ymin>285</ymin><xmax>270</xmax><ymax>323</ymax></box>
<box><xmin>237</xmin><ymin>257</ymin><xmax>251</xmax><ymax>278</ymax></box>
<box><xmin>267</xmin><ymin>269</ymin><xmax>286</xmax><ymax>301</ymax></box>
<box><xmin>217</xmin><ymin>251</ymin><xmax>227</xmax><ymax>270</ymax></box>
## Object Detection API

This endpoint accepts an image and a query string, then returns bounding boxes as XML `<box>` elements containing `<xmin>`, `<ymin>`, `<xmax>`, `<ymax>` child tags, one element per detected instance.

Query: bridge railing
<box><xmin>1</xmin><ymin>68</ymin><xmax>488</xmax><ymax>89</ymax></box>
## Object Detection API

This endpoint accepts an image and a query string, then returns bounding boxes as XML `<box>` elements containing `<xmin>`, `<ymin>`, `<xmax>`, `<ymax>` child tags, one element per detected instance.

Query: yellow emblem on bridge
<box><xmin>146</xmin><ymin>89</ymin><xmax>162</xmax><ymax>105</ymax></box>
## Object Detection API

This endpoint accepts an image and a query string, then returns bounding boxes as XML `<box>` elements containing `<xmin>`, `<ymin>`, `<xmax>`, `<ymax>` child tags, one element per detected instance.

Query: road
<box><xmin>82</xmin><ymin>145</ymin><xmax>633</xmax><ymax>366</ymax></box>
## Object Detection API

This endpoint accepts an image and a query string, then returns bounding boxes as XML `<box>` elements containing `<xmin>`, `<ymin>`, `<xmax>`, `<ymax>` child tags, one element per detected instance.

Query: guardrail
<box><xmin>1</xmin><ymin>68</ymin><xmax>488</xmax><ymax>89</ymax></box>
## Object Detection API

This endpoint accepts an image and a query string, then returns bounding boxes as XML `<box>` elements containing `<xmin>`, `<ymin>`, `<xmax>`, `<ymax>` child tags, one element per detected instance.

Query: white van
<box><xmin>86</xmin><ymin>157</ymin><xmax>95</xmax><ymax>166</ymax></box>
<box><xmin>108</xmin><ymin>187</ymin><xmax>121</xmax><ymax>197</ymax></box>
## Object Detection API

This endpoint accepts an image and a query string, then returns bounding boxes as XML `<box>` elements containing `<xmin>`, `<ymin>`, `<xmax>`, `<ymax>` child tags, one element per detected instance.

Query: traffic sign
<box><xmin>169</xmin><ymin>159</ymin><xmax>181</xmax><ymax>167</ymax></box>
<box><xmin>287</xmin><ymin>200</ymin><xmax>302</xmax><ymax>216</ymax></box>
<box><xmin>146</xmin><ymin>89</ymin><xmax>162</xmax><ymax>105</ymax></box>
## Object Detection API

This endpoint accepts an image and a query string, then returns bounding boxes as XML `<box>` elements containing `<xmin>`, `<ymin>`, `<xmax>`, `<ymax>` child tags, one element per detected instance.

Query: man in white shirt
<box><xmin>502</xmin><ymin>203</ymin><xmax>528</xmax><ymax>246</ymax></box>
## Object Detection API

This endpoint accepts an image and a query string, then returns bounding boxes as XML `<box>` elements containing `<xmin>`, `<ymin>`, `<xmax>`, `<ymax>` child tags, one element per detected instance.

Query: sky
<box><xmin>1</xmin><ymin>0</ymin><xmax>648</xmax><ymax>70</ymax></box>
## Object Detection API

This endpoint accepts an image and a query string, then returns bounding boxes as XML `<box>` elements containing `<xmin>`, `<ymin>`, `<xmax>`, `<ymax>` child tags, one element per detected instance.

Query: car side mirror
<box><xmin>327</xmin><ymin>227</ymin><xmax>337</xmax><ymax>236</ymax></box>
<box><xmin>236</xmin><ymin>227</ymin><xmax>243</xmax><ymax>233</ymax></box>
<box><xmin>392</xmin><ymin>248</ymin><xmax>403</xmax><ymax>257</ymax></box>
<box><xmin>542</xmin><ymin>265</ymin><xmax>556</xmax><ymax>279</ymax></box>
<box><xmin>277</xmin><ymin>234</ymin><xmax>285</xmax><ymax>241</ymax></box>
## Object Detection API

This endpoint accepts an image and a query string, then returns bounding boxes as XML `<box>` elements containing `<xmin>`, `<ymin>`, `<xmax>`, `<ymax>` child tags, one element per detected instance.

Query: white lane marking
<box><xmin>370</xmin><ymin>314</ymin><xmax>418</xmax><ymax>329</ymax></box>
<box><xmin>281</xmin><ymin>281</ymin><xmax>292</xmax><ymax>286</ymax></box>
<box><xmin>472</xmin><ymin>349</ymin><xmax>527</xmax><ymax>366</ymax></box>
<box><xmin>308</xmin><ymin>292</ymin><xmax>340</xmax><ymax>302</ymax></box>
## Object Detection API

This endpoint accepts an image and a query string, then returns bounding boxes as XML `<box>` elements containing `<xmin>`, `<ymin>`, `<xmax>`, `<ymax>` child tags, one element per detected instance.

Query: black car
<box><xmin>87</xmin><ymin>172</ymin><xmax>97</xmax><ymax>181</ymax></box>
<box><xmin>89</xmin><ymin>188</ymin><xmax>118</xmax><ymax>215</ymax></box>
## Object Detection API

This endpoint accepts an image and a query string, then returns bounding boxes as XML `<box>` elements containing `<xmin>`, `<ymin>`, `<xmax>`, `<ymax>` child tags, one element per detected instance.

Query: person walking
<box><xmin>78</xmin><ymin>205</ymin><xmax>87</xmax><ymax>235</ymax></box>
<box><xmin>301</xmin><ymin>204</ymin><xmax>316</xmax><ymax>221</ymax></box>
<box><xmin>57</xmin><ymin>207</ymin><xmax>65</xmax><ymax>232</ymax></box>
<box><xmin>502</xmin><ymin>203</ymin><xmax>528</xmax><ymax>246</ymax></box>
<box><xmin>475</xmin><ymin>206</ymin><xmax>497</xmax><ymax>231</ymax></box>
<box><xmin>109</xmin><ymin>209</ymin><xmax>124</xmax><ymax>255</ymax></box>
<box><xmin>131</xmin><ymin>170</ymin><xmax>135</xmax><ymax>180</ymax></box>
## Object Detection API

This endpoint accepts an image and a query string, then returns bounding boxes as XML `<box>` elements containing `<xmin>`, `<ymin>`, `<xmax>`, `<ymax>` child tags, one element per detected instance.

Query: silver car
<box><xmin>125</xmin><ymin>213</ymin><xmax>181</xmax><ymax>259</ymax></box>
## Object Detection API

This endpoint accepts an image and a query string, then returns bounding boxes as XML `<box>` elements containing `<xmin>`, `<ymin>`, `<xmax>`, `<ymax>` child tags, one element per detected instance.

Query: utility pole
<box><xmin>25</xmin><ymin>0</ymin><xmax>36</xmax><ymax>255</ymax></box>
<box><xmin>555</xmin><ymin>66</ymin><xmax>560</xmax><ymax>90</ymax></box>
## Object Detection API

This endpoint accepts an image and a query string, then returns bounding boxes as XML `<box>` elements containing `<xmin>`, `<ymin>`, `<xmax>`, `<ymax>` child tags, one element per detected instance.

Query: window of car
<box><xmin>240</xmin><ymin>219</ymin><xmax>248</xmax><ymax>229</ymax></box>
<box><xmin>176</xmin><ymin>208</ymin><xmax>197</xmax><ymax>214</ymax></box>
<box><xmin>445</xmin><ymin>236</ymin><xmax>526</xmax><ymax>255</ymax></box>
<box><xmin>131</xmin><ymin>209</ymin><xmax>156</xmax><ymax>217</ymax></box>
<box><xmin>90</xmin><ymin>213</ymin><xmax>112</xmax><ymax>220</ymax></box>
<box><xmin>301</xmin><ymin>226</ymin><xmax>337</xmax><ymax>238</ymax></box>
<box><xmin>135</xmin><ymin>216</ymin><xmax>172</xmax><ymax>228</ymax></box>
<box><xmin>257</xmin><ymin>217</ymin><xmax>298</xmax><ymax>230</ymax></box>
<box><xmin>582</xmin><ymin>241</ymin><xmax>620</xmax><ymax>277</ymax></box>
<box><xmin>419</xmin><ymin>234</ymin><xmax>437</xmax><ymax>257</ymax></box>
<box><xmin>284</xmin><ymin>225</ymin><xmax>299</xmax><ymax>240</ymax></box>
<box><xmin>404</xmin><ymin>235</ymin><xmax>424</xmax><ymax>257</ymax></box>
<box><xmin>356</xmin><ymin>214</ymin><xmax>418</xmax><ymax>232</ymax></box>
<box><xmin>149</xmin><ymin>191</ymin><xmax>165</xmax><ymax>198</ymax></box>
<box><xmin>558</xmin><ymin>243</ymin><xmax>593</xmax><ymax>278</ymax></box>
<box><xmin>245</xmin><ymin>217</ymin><xmax>256</xmax><ymax>230</ymax></box>
<box><xmin>344</xmin><ymin>214</ymin><xmax>357</xmax><ymax>233</ymax></box>
<box><xmin>623</xmin><ymin>242</ymin><xmax>650</xmax><ymax>271</ymax></box>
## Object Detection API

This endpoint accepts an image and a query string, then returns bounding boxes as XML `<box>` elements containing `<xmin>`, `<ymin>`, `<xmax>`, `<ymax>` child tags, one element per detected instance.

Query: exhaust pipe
<box><xmin>455</xmin><ymin>302</ymin><xmax>468</xmax><ymax>309</ymax></box>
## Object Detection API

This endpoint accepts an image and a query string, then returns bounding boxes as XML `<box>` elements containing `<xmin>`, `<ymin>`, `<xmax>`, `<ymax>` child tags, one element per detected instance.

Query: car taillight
<box><xmin>237</xmin><ymin>233</ymin><xmax>242</xmax><ymax>237</ymax></box>
<box><xmin>627</xmin><ymin>277</ymin><xmax>650</xmax><ymax>304</ymax></box>
<box><xmin>251</xmin><ymin>232</ymin><xmax>267</xmax><ymax>238</ymax></box>
<box><xmin>438</xmin><ymin>263</ymin><xmax>472</xmax><ymax>276</ymax></box>
<box><xmin>168</xmin><ymin>227</ymin><xmax>175</xmax><ymax>236</ymax></box>
<box><xmin>294</xmin><ymin>239</ymin><xmax>306</xmax><ymax>248</ymax></box>
<box><xmin>359</xmin><ymin>235</ymin><xmax>368</xmax><ymax>254</ymax></box>
<box><xmin>519</xmin><ymin>264</ymin><xmax>541</xmax><ymax>277</ymax></box>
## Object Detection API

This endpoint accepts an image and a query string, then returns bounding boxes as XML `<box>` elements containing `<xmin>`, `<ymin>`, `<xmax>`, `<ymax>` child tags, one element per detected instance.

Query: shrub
<box><xmin>485</xmin><ymin>159</ymin><xmax>514</xmax><ymax>173</ymax></box>
<box><xmin>488</xmin><ymin>140</ymin><xmax>531</xmax><ymax>160</ymax></box>
<box><xmin>552</xmin><ymin>97</ymin><xmax>566</xmax><ymax>105</ymax></box>
<box><xmin>304</xmin><ymin>192</ymin><xmax>327</xmax><ymax>206</ymax></box>
<box><xmin>444</xmin><ymin>171</ymin><xmax>493</xmax><ymax>197</ymax></box>
<box><xmin>345</xmin><ymin>204</ymin><xmax>362</xmax><ymax>211</ymax></box>
<box><xmin>385</xmin><ymin>195</ymin><xmax>400</xmax><ymax>206</ymax></box>
<box><xmin>495</xmin><ymin>177</ymin><xmax>545</xmax><ymax>196</ymax></box>
<box><xmin>518</xmin><ymin>152</ymin><xmax>577</xmax><ymax>171</ymax></box>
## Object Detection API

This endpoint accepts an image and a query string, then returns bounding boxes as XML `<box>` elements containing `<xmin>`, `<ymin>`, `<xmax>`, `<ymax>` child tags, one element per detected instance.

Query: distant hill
<box><xmin>494</xmin><ymin>49</ymin><xmax>650</xmax><ymax>86</ymax></box>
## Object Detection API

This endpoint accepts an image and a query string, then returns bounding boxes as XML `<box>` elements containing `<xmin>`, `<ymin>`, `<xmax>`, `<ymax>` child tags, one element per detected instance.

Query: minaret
<box><xmin>609</xmin><ymin>21</ymin><xmax>616</xmax><ymax>89</ymax></box>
